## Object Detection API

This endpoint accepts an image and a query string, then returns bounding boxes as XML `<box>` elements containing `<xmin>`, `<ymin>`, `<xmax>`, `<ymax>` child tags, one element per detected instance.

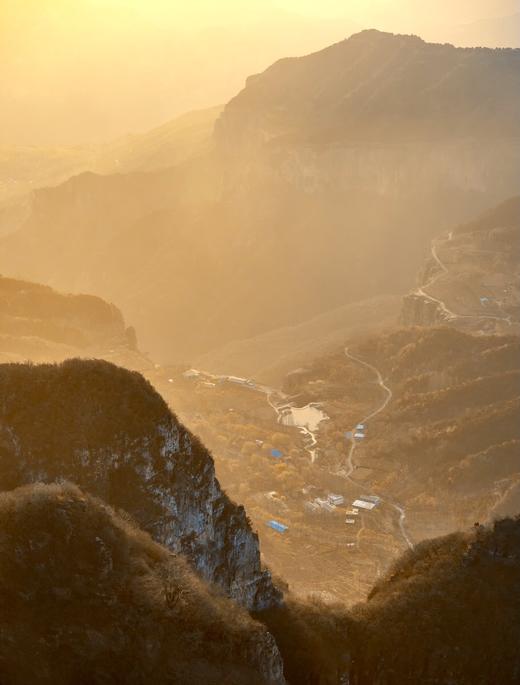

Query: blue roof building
<box><xmin>271</xmin><ymin>449</ymin><xmax>283</xmax><ymax>459</ymax></box>
<box><xmin>267</xmin><ymin>520</ymin><xmax>288</xmax><ymax>533</ymax></box>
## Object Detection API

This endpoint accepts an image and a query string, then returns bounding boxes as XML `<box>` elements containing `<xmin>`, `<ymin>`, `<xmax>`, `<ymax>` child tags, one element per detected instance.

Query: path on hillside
<box><xmin>415</xmin><ymin>233</ymin><xmax>513</xmax><ymax>326</ymax></box>
<box><xmin>341</xmin><ymin>347</ymin><xmax>413</xmax><ymax>551</ymax></box>
<box><xmin>343</xmin><ymin>348</ymin><xmax>392</xmax><ymax>479</ymax></box>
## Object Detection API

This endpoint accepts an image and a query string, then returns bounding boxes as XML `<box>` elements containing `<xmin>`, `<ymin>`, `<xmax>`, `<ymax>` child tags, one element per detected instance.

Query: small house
<box><xmin>352</xmin><ymin>499</ymin><xmax>377</xmax><ymax>511</ymax></box>
<box><xmin>267</xmin><ymin>520</ymin><xmax>288</xmax><ymax>534</ymax></box>
<box><xmin>315</xmin><ymin>498</ymin><xmax>335</xmax><ymax>512</ymax></box>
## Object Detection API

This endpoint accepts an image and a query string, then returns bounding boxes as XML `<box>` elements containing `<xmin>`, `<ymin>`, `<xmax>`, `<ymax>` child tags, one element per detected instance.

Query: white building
<box><xmin>315</xmin><ymin>498</ymin><xmax>336</xmax><ymax>513</ymax></box>
<box><xmin>352</xmin><ymin>499</ymin><xmax>377</xmax><ymax>511</ymax></box>
<box><xmin>328</xmin><ymin>493</ymin><xmax>344</xmax><ymax>506</ymax></box>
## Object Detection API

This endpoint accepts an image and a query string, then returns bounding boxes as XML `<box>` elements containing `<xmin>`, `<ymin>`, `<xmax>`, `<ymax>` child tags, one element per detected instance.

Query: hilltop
<box><xmin>0</xmin><ymin>482</ymin><xmax>283</xmax><ymax>685</ymax></box>
<box><xmin>0</xmin><ymin>275</ymin><xmax>145</xmax><ymax>369</ymax></box>
<box><xmin>217</xmin><ymin>29</ymin><xmax>520</xmax><ymax>146</ymax></box>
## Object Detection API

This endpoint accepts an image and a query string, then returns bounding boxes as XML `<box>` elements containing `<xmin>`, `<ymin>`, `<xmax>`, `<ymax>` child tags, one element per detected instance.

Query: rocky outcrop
<box><xmin>0</xmin><ymin>275</ymin><xmax>140</xmax><ymax>365</ymax></box>
<box><xmin>401</xmin><ymin>293</ymin><xmax>446</xmax><ymax>326</ymax></box>
<box><xmin>0</xmin><ymin>359</ymin><xmax>282</xmax><ymax>611</ymax></box>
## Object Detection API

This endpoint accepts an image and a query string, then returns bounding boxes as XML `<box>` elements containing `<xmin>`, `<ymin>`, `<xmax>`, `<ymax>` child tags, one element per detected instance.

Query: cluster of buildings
<box><xmin>345</xmin><ymin>424</ymin><xmax>367</xmax><ymax>441</ymax></box>
<box><xmin>305</xmin><ymin>492</ymin><xmax>344</xmax><ymax>514</ymax></box>
<box><xmin>182</xmin><ymin>369</ymin><xmax>255</xmax><ymax>390</ymax></box>
<box><xmin>344</xmin><ymin>496</ymin><xmax>380</xmax><ymax>527</ymax></box>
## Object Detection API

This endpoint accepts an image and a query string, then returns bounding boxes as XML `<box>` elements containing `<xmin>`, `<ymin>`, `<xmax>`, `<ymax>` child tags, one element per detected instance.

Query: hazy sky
<box><xmin>2</xmin><ymin>0</ymin><xmax>519</xmax><ymax>146</ymax></box>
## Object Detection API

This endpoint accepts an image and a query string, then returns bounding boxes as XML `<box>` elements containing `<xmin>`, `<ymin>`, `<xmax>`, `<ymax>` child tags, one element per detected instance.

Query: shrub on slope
<box><xmin>0</xmin><ymin>482</ymin><xmax>283</xmax><ymax>685</ymax></box>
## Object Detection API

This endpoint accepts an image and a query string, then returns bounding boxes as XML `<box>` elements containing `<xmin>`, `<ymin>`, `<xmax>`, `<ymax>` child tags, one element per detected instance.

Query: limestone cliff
<box><xmin>0</xmin><ymin>359</ymin><xmax>282</xmax><ymax>612</ymax></box>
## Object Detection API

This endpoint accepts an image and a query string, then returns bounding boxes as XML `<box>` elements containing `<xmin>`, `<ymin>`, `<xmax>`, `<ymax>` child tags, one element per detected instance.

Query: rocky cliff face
<box><xmin>0</xmin><ymin>359</ymin><xmax>282</xmax><ymax>612</ymax></box>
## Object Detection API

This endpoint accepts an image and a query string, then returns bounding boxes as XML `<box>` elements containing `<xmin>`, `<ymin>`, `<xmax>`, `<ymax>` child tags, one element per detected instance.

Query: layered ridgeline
<box><xmin>0</xmin><ymin>359</ymin><xmax>281</xmax><ymax>611</ymax></box>
<box><xmin>0</xmin><ymin>276</ymin><xmax>144</xmax><ymax>367</ymax></box>
<box><xmin>0</xmin><ymin>106</ymin><xmax>221</xmax><ymax>237</ymax></box>
<box><xmin>0</xmin><ymin>482</ymin><xmax>284</xmax><ymax>685</ymax></box>
<box><xmin>1</xmin><ymin>31</ymin><xmax>518</xmax><ymax>362</ymax></box>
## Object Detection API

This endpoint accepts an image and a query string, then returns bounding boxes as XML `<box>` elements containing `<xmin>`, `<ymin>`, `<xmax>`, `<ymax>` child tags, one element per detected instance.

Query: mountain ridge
<box><xmin>1</xmin><ymin>31</ymin><xmax>518</xmax><ymax>363</ymax></box>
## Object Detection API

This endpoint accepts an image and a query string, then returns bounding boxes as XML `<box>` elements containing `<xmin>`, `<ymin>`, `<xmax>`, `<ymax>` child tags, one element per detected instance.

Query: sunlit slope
<box><xmin>194</xmin><ymin>294</ymin><xmax>401</xmax><ymax>385</ymax></box>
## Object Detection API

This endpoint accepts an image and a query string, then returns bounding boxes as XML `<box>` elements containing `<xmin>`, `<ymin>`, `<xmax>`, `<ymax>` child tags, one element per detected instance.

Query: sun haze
<box><xmin>1</xmin><ymin>0</ymin><xmax>517</xmax><ymax>145</ymax></box>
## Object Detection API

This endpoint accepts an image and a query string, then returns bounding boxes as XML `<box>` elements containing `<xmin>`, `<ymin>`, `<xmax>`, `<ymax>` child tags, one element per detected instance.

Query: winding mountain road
<box><xmin>342</xmin><ymin>347</ymin><xmax>413</xmax><ymax>551</ymax></box>
<box><xmin>343</xmin><ymin>348</ymin><xmax>392</xmax><ymax>479</ymax></box>
<box><xmin>416</xmin><ymin>233</ymin><xmax>513</xmax><ymax>326</ymax></box>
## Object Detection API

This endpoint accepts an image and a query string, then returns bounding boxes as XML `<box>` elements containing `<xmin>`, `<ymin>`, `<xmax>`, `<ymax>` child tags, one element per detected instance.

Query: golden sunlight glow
<box><xmin>1</xmin><ymin>0</ymin><xmax>516</xmax><ymax>145</ymax></box>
